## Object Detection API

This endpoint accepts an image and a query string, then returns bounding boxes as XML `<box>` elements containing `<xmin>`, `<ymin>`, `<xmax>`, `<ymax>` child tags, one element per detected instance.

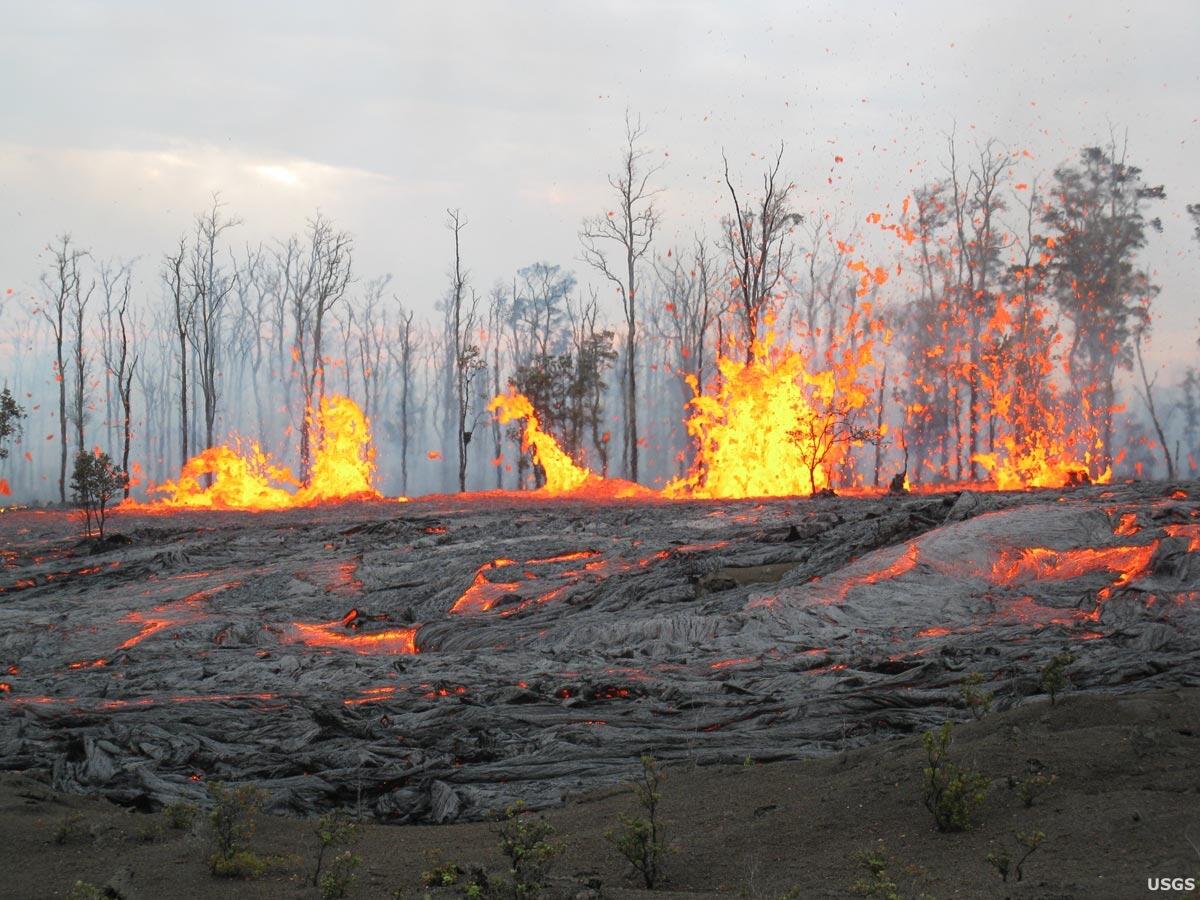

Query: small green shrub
<box><xmin>959</xmin><ymin>672</ymin><xmax>993</xmax><ymax>720</ymax></box>
<box><xmin>311</xmin><ymin>810</ymin><xmax>360</xmax><ymax>892</ymax></box>
<box><xmin>848</xmin><ymin>842</ymin><xmax>935</xmax><ymax>899</ymax></box>
<box><xmin>1018</xmin><ymin>771</ymin><xmax>1056</xmax><ymax>808</ymax></box>
<box><xmin>421</xmin><ymin>848</ymin><xmax>462</xmax><ymax>886</ymax></box>
<box><xmin>165</xmin><ymin>801</ymin><xmax>198</xmax><ymax>831</ymax></box>
<box><xmin>133</xmin><ymin>816</ymin><xmax>164</xmax><ymax>843</ymax></box>
<box><xmin>921</xmin><ymin>722</ymin><xmax>990</xmax><ymax>832</ymax></box>
<box><xmin>207</xmin><ymin>782</ymin><xmax>266</xmax><ymax>877</ymax></box>
<box><xmin>987</xmin><ymin>830</ymin><xmax>1045</xmax><ymax>882</ymax></box>
<box><xmin>66</xmin><ymin>882</ymin><xmax>106</xmax><ymax>900</ymax></box>
<box><xmin>70</xmin><ymin>449</ymin><xmax>128</xmax><ymax>539</ymax></box>
<box><xmin>1039</xmin><ymin>652</ymin><xmax>1075</xmax><ymax>704</ymax></box>
<box><xmin>210</xmin><ymin>849</ymin><xmax>268</xmax><ymax>879</ymax></box>
<box><xmin>607</xmin><ymin>754</ymin><xmax>669</xmax><ymax>889</ymax></box>
<box><xmin>493</xmin><ymin>802</ymin><xmax>563</xmax><ymax>898</ymax></box>
<box><xmin>54</xmin><ymin>811</ymin><xmax>88</xmax><ymax>845</ymax></box>
<box><xmin>319</xmin><ymin>849</ymin><xmax>362</xmax><ymax>899</ymax></box>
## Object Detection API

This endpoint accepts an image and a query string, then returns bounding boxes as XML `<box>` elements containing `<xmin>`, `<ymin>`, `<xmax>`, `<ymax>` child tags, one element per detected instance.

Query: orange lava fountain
<box><xmin>487</xmin><ymin>389</ymin><xmax>592</xmax><ymax>493</ymax></box>
<box><xmin>145</xmin><ymin>395</ymin><xmax>384</xmax><ymax>510</ymax></box>
<box><xmin>665</xmin><ymin>311</ymin><xmax>881</xmax><ymax>499</ymax></box>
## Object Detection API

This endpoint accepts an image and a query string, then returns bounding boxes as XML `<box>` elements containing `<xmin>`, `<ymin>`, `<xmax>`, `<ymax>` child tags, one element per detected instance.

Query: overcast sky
<box><xmin>2</xmin><ymin>1</ymin><xmax>1198</xmax><ymax>366</ymax></box>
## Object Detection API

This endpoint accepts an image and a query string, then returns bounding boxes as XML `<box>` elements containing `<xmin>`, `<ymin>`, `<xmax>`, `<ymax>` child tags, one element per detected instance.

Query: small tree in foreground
<box><xmin>0</xmin><ymin>386</ymin><xmax>25</xmax><ymax>460</ymax></box>
<box><xmin>1040</xmin><ymin>651</ymin><xmax>1075</xmax><ymax>704</ymax></box>
<box><xmin>788</xmin><ymin>400</ymin><xmax>883</xmax><ymax>496</ymax></box>
<box><xmin>70</xmin><ymin>450</ymin><xmax>128</xmax><ymax>539</ymax></box>
<box><xmin>607</xmin><ymin>754</ymin><xmax>670</xmax><ymax>888</ymax></box>
<box><xmin>492</xmin><ymin>801</ymin><xmax>563</xmax><ymax>898</ymax></box>
<box><xmin>987</xmin><ymin>829</ymin><xmax>1046</xmax><ymax>883</ymax></box>
<box><xmin>207</xmin><ymin>782</ymin><xmax>268</xmax><ymax>878</ymax></box>
<box><xmin>311</xmin><ymin>810</ymin><xmax>360</xmax><ymax>897</ymax></box>
<box><xmin>921</xmin><ymin>722</ymin><xmax>990</xmax><ymax>832</ymax></box>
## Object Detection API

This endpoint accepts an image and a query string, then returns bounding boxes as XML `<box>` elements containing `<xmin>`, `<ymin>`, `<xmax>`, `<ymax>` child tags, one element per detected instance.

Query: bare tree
<box><xmin>280</xmin><ymin>214</ymin><xmax>354</xmax><ymax>481</ymax></box>
<box><xmin>163</xmin><ymin>235</ymin><xmax>193</xmax><ymax>465</ymax></box>
<box><xmin>445</xmin><ymin>209</ymin><xmax>484</xmax><ymax>493</ymax></box>
<box><xmin>189</xmin><ymin>196</ymin><xmax>242</xmax><ymax>453</ymax></box>
<box><xmin>113</xmin><ymin>268</ymin><xmax>139</xmax><ymax>496</ymax></box>
<box><xmin>69</xmin><ymin>258</ymin><xmax>96</xmax><ymax>457</ymax></box>
<box><xmin>580</xmin><ymin>111</ymin><xmax>662</xmax><ymax>483</ymax></box>
<box><xmin>40</xmin><ymin>235</ymin><xmax>86</xmax><ymax>502</ymax></box>
<box><xmin>720</xmin><ymin>143</ymin><xmax>800</xmax><ymax>361</ymax></box>
<box><xmin>1134</xmin><ymin>322</ymin><xmax>1174</xmax><ymax>479</ymax></box>
<box><xmin>389</xmin><ymin>300</ymin><xmax>418</xmax><ymax>495</ymax></box>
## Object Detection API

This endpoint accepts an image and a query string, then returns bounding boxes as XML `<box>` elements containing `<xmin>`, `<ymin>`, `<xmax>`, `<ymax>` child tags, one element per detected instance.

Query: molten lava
<box><xmin>145</xmin><ymin>395</ymin><xmax>384</xmax><ymax>510</ymax></box>
<box><xmin>665</xmin><ymin>315</ymin><xmax>879</xmax><ymax>499</ymax></box>
<box><xmin>488</xmin><ymin>389</ymin><xmax>592</xmax><ymax>493</ymax></box>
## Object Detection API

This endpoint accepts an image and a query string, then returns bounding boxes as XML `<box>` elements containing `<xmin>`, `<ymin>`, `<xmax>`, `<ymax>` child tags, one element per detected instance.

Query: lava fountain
<box><xmin>142</xmin><ymin>394</ymin><xmax>385</xmax><ymax>510</ymax></box>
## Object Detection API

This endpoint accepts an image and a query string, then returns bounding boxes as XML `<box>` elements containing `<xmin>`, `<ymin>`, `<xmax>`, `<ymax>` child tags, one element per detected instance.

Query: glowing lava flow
<box><xmin>145</xmin><ymin>395</ymin><xmax>385</xmax><ymax>510</ymax></box>
<box><xmin>488</xmin><ymin>389</ymin><xmax>592</xmax><ymax>493</ymax></box>
<box><xmin>286</xmin><ymin>619</ymin><xmax>419</xmax><ymax>655</ymax></box>
<box><xmin>989</xmin><ymin>544</ymin><xmax>1157</xmax><ymax>588</ymax></box>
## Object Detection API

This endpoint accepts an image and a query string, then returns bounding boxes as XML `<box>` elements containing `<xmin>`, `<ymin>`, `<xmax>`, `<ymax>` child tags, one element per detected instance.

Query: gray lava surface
<box><xmin>2</xmin><ymin>482</ymin><xmax>1198</xmax><ymax>823</ymax></box>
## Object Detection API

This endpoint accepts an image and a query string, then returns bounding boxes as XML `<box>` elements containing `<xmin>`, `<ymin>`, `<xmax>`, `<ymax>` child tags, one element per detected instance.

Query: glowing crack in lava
<box><xmin>286</xmin><ymin>619</ymin><xmax>420</xmax><ymax>655</ymax></box>
<box><xmin>450</xmin><ymin>550</ymin><xmax>603</xmax><ymax>614</ymax></box>
<box><xmin>989</xmin><ymin>544</ymin><xmax>1157</xmax><ymax>590</ymax></box>
<box><xmin>144</xmin><ymin>395</ymin><xmax>385</xmax><ymax>509</ymax></box>
<box><xmin>664</xmin><ymin>313</ymin><xmax>880</xmax><ymax>499</ymax></box>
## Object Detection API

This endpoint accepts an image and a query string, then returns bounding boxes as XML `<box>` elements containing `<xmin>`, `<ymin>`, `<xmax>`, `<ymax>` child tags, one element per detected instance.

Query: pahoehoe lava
<box><xmin>2</xmin><ymin>481</ymin><xmax>1198</xmax><ymax>824</ymax></box>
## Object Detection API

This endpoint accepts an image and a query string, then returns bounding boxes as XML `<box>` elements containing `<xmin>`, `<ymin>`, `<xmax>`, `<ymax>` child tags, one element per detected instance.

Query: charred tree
<box><xmin>580</xmin><ymin>111</ymin><xmax>661</xmax><ymax>484</ymax></box>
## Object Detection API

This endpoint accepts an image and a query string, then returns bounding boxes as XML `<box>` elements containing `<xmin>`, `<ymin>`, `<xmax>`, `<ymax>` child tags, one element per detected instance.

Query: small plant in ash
<box><xmin>70</xmin><ymin>449</ymin><xmax>128</xmax><ymax>539</ymax></box>
<box><xmin>848</xmin><ymin>842</ymin><xmax>935</xmax><ymax>899</ymax></box>
<box><xmin>1017</xmin><ymin>770</ymin><xmax>1057</xmax><ymax>808</ymax></box>
<box><xmin>921</xmin><ymin>722</ymin><xmax>990</xmax><ymax>832</ymax></box>
<box><xmin>165</xmin><ymin>800</ymin><xmax>198</xmax><ymax>831</ymax></box>
<box><xmin>53</xmin><ymin>811</ymin><xmax>88</xmax><ymax>845</ymax></box>
<box><xmin>311</xmin><ymin>810</ymin><xmax>361</xmax><ymax>899</ymax></box>
<box><xmin>1039</xmin><ymin>651</ymin><xmax>1075</xmax><ymax>704</ymax></box>
<box><xmin>207</xmin><ymin>782</ymin><xmax>268</xmax><ymax>878</ymax></box>
<box><xmin>607</xmin><ymin>754</ymin><xmax>670</xmax><ymax>889</ymax></box>
<box><xmin>65</xmin><ymin>882</ymin><xmax>106</xmax><ymax>900</ymax></box>
<box><xmin>959</xmin><ymin>672</ymin><xmax>993</xmax><ymax>720</ymax></box>
<box><xmin>492</xmin><ymin>801</ymin><xmax>563</xmax><ymax>898</ymax></box>
<box><xmin>420</xmin><ymin>849</ymin><xmax>463</xmax><ymax>887</ymax></box>
<box><xmin>986</xmin><ymin>829</ymin><xmax>1045</xmax><ymax>883</ymax></box>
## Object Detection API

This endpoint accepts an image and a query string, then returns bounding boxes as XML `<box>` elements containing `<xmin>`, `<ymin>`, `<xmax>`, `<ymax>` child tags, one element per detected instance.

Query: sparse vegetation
<box><xmin>319</xmin><ymin>848</ymin><xmax>362</xmax><ymax>899</ymax></box>
<box><xmin>65</xmin><ymin>882</ymin><xmax>106</xmax><ymax>900</ymax></box>
<box><xmin>311</xmin><ymin>810</ymin><xmax>361</xmax><ymax>897</ymax></box>
<box><xmin>207</xmin><ymin>782</ymin><xmax>268</xmax><ymax>878</ymax></box>
<box><xmin>607</xmin><ymin>754</ymin><xmax>670</xmax><ymax>888</ymax></box>
<box><xmin>53</xmin><ymin>811</ymin><xmax>88</xmax><ymax>845</ymax></box>
<box><xmin>1017</xmin><ymin>770</ymin><xmax>1057</xmax><ymax>808</ymax></box>
<box><xmin>421</xmin><ymin>848</ymin><xmax>462</xmax><ymax>887</ymax></box>
<box><xmin>848</xmin><ymin>842</ymin><xmax>935</xmax><ymax>899</ymax></box>
<box><xmin>987</xmin><ymin>830</ymin><xmax>1046</xmax><ymax>882</ymax></box>
<box><xmin>959</xmin><ymin>672</ymin><xmax>993</xmax><ymax>720</ymax></box>
<box><xmin>492</xmin><ymin>801</ymin><xmax>563</xmax><ymax>898</ymax></box>
<box><xmin>132</xmin><ymin>815</ymin><xmax>164</xmax><ymax>843</ymax></box>
<box><xmin>921</xmin><ymin>722</ymin><xmax>990</xmax><ymax>832</ymax></box>
<box><xmin>165</xmin><ymin>800</ymin><xmax>198</xmax><ymax>831</ymax></box>
<box><xmin>1040</xmin><ymin>651</ymin><xmax>1075</xmax><ymax>704</ymax></box>
<box><xmin>69</xmin><ymin>449</ymin><xmax>127</xmax><ymax>539</ymax></box>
